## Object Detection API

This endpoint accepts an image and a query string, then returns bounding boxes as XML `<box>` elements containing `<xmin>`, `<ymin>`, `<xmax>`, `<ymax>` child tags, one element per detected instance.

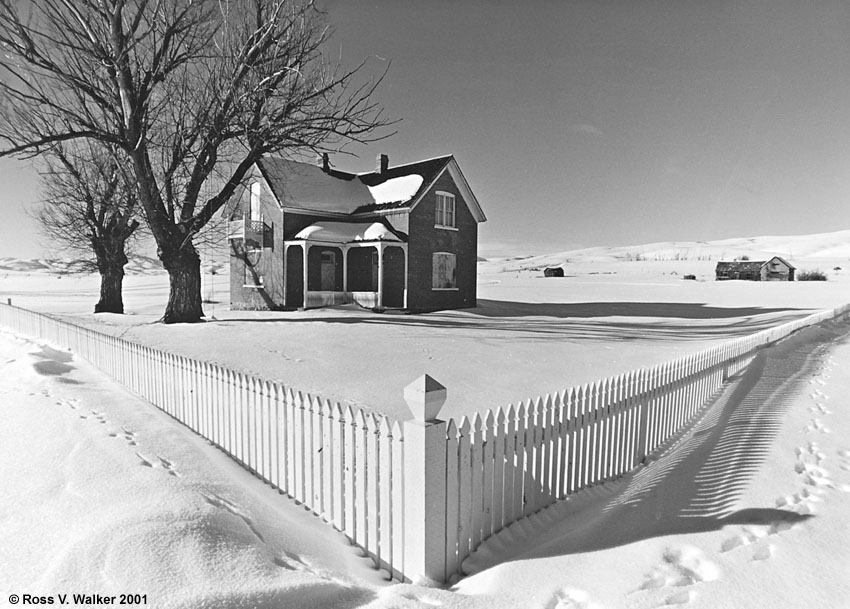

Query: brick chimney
<box><xmin>317</xmin><ymin>153</ymin><xmax>330</xmax><ymax>172</ymax></box>
<box><xmin>376</xmin><ymin>153</ymin><xmax>389</xmax><ymax>174</ymax></box>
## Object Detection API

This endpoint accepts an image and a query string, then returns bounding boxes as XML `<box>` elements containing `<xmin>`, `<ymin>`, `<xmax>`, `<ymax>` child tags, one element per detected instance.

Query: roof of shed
<box><xmin>715</xmin><ymin>261</ymin><xmax>765</xmax><ymax>272</ymax></box>
<box><xmin>715</xmin><ymin>256</ymin><xmax>796</xmax><ymax>271</ymax></box>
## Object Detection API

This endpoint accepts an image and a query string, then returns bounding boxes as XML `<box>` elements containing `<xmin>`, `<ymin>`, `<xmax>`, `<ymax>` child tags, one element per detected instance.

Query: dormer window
<box><xmin>435</xmin><ymin>192</ymin><xmax>456</xmax><ymax>229</ymax></box>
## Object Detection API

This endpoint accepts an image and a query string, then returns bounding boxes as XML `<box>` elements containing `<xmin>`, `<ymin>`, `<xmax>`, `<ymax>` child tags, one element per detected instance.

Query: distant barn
<box><xmin>715</xmin><ymin>256</ymin><xmax>795</xmax><ymax>281</ymax></box>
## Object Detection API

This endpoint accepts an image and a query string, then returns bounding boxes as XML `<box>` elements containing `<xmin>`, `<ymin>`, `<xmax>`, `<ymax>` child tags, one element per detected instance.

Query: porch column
<box><xmin>342</xmin><ymin>245</ymin><xmax>349</xmax><ymax>293</ymax></box>
<box><xmin>377</xmin><ymin>243</ymin><xmax>385</xmax><ymax>308</ymax></box>
<box><xmin>403</xmin><ymin>245</ymin><xmax>409</xmax><ymax>309</ymax></box>
<box><xmin>282</xmin><ymin>244</ymin><xmax>288</xmax><ymax>305</ymax></box>
<box><xmin>303</xmin><ymin>243</ymin><xmax>310</xmax><ymax>309</ymax></box>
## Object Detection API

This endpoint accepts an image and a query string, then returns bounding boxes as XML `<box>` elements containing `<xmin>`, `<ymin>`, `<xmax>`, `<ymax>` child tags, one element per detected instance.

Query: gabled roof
<box><xmin>353</xmin><ymin>155</ymin><xmax>454</xmax><ymax>213</ymax></box>
<box><xmin>256</xmin><ymin>157</ymin><xmax>373</xmax><ymax>215</ymax></box>
<box><xmin>254</xmin><ymin>154</ymin><xmax>486</xmax><ymax>222</ymax></box>
<box><xmin>352</xmin><ymin>155</ymin><xmax>487</xmax><ymax>222</ymax></box>
<box><xmin>715</xmin><ymin>256</ymin><xmax>796</xmax><ymax>272</ymax></box>
<box><xmin>715</xmin><ymin>260</ymin><xmax>764</xmax><ymax>273</ymax></box>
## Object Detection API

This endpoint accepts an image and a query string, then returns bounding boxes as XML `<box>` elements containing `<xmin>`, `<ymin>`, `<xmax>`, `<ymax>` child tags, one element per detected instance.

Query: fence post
<box><xmin>402</xmin><ymin>374</ymin><xmax>448</xmax><ymax>584</ymax></box>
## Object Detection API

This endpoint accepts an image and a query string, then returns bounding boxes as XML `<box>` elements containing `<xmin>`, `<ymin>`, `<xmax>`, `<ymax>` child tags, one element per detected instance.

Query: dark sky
<box><xmin>2</xmin><ymin>0</ymin><xmax>849</xmax><ymax>258</ymax></box>
<box><xmin>318</xmin><ymin>0</ymin><xmax>850</xmax><ymax>256</ymax></box>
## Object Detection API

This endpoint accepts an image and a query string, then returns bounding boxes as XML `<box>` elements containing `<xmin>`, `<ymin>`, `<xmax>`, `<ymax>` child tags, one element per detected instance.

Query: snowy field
<box><xmin>2</xmin><ymin>231</ymin><xmax>850</xmax><ymax>608</ymax></box>
<box><xmin>2</xmin><ymin>231</ymin><xmax>850</xmax><ymax>422</ymax></box>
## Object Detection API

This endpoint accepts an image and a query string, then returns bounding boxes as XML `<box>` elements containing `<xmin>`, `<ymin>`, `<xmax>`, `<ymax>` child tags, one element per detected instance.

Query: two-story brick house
<box><xmin>226</xmin><ymin>153</ymin><xmax>486</xmax><ymax>312</ymax></box>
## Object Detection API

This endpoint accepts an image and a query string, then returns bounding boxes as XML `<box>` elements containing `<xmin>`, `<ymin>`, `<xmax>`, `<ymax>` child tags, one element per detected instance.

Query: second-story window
<box><xmin>435</xmin><ymin>192</ymin><xmax>456</xmax><ymax>228</ymax></box>
<box><xmin>250</xmin><ymin>182</ymin><xmax>262</xmax><ymax>221</ymax></box>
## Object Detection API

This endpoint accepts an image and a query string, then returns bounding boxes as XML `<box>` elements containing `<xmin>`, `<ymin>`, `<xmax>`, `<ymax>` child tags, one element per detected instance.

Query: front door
<box><xmin>320</xmin><ymin>250</ymin><xmax>337</xmax><ymax>291</ymax></box>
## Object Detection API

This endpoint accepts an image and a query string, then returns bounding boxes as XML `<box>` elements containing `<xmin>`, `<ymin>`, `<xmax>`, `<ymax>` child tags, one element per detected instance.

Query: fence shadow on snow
<box><xmin>463</xmin><ymin>317</ymin><xmax>849</xmax><ymax>574</ymax></box>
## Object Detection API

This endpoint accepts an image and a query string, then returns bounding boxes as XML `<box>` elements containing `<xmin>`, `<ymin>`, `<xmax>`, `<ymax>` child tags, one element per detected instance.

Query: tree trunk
<box><xmin>94</xmin><ymin>265</ymin><xmax>126</xmax><ymax>314</ymax></box>
<box><xmin>93</xmin><ymin>242</ymin><xmax>129</xmax><ymax>314</ymax></box>
<box><xmin>160</xmin><ymin>246</ymin><xmax>205</xmax><ymax>323</ymax></box>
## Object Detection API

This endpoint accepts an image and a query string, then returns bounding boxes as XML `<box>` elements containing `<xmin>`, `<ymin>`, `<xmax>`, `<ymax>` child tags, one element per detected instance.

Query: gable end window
<box><xmin>432</xmin><ymin>252</ymin><xmax>457</xmax><ymax>290</ymax></box>
<box><xmin>435</xmin><ymin>191</ymin><xmax>456</xmax><ymax>229</ymax></box>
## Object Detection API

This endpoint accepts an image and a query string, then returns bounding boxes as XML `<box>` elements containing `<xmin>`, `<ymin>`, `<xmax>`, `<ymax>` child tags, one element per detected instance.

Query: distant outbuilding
<box><xmin>715</xmin><ymin>256</ymin><xmax>795</xmax><ymax>281</ymax></box>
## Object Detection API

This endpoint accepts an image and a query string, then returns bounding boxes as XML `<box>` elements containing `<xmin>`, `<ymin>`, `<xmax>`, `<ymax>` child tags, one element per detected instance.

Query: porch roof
<box><xmin>292</xmin><ymin>221</ymin><xmax>405</xmax><ymax>244</ymax></box>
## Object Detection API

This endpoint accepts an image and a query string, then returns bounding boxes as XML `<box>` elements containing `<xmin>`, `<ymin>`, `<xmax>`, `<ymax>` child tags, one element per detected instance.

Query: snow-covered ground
<box><xmin>2</xmin><ymin>231</ymin><xmax>849</xmax><ymax>421</ymax></box>
<box><xmin>1</xmin><ymin>312</ymin><xmax>848</xmax><ymax>608</ymax></box>
<box><xmin>2</xmin><ymin>230</ymin><xmax>850</xmax><ymax>608</ymax></box>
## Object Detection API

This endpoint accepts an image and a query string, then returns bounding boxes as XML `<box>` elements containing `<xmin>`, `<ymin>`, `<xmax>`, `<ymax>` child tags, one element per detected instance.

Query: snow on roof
<box><xmin>258</xmin><ymin>158</ymin><xmax>373</xmax><ymax>214</ymax></box>
<box><xmin>366</xmin><ymin>174</ymin><xmax>424</xmax><ymax>205</ymax></box>
<box><xmin>293</xmin><ymin>221</ymin><xmax>403</xmax><ymax>244</ymax></box>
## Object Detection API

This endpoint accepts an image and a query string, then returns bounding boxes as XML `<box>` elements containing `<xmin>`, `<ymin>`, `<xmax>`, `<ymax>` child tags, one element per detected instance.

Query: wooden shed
<box><xmin>715</xmin><ymin>256</ymin><xmax>796</xmax><ymax>281</ymax></box>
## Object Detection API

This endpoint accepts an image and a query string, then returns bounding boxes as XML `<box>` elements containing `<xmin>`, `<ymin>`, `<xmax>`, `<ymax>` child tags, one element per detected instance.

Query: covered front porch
<box><xmin>283</xmin><ymin>222</ymin><xmax>407</xmax><ymax>310</ymax></box>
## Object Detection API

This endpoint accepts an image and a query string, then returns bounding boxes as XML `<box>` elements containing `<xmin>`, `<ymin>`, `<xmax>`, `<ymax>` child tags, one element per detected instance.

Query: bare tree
<box><xmin>0</xmin><ymin>0</ymin><xmax>391</xmax><ymax>323</ymax></box>
<box><xmin>34</xmin><ymin>142</ymin><xmax>141</xmax><ymax>314</ymax></box>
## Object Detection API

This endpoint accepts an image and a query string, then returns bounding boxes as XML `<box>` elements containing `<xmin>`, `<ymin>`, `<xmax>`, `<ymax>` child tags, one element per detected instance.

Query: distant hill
<box><xmin>0</xmin><ymin>255</ymin><xmax>231</xmax><ymax>276</ymax></box>
<box><xmin>5</xmin><ymin>229</ymin><xmax>850</xmax><ymax>277</ymax></box>
<box><xmin>486</xmin><ymin>229</ymin><xmax>850</xmax><ymax>272</ymax></box>
<box><xmin>0</xmin><ymin>255</ymin><xmax>166</xmax><ymax>275</ymax></box>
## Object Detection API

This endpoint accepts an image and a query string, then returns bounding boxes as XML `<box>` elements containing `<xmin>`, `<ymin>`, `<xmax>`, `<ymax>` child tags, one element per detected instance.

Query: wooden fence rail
<box><xmin>1</xmin><ymin>301</ymin><xmax>846</xmax><ymax>584</ymax></box>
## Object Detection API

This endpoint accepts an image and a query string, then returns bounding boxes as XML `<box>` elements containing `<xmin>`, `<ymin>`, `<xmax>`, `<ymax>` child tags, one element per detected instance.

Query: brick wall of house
<box><xmin>229</xmin><ymin>178</ymin><xmax>285</xmax><ymax>310</ymax></box>
<box><xmin>406</xmin><ymin>171</ymin><xmax>478</xmax><ymax>312</ymax></box>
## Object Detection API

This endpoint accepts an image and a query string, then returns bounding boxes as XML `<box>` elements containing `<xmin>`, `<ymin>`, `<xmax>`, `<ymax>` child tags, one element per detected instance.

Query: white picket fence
<box><xmin>0</xmin><ymin>303</ymin><xmax>410</xmax><ymax>581</ymax></box>
<box><xmin>439</xmin><ymin>304</ymin><xmax>849</xmax><ymax>579</ymax></box>
<box><xmin>0</xmin><ymin>301</ymin><xmax>847</xmax><ymax>584</ymax></box>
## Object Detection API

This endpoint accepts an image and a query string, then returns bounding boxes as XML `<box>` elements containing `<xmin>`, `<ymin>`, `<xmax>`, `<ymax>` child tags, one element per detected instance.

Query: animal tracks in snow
<box><xmin>201</xmin><ymin>492</ymin><xmax>265</xmax><ymax>543</ymax></box>
<box><xmin>136</xmin><ymin>451</ymin><xmax>181</xmax><ymax>477</ymax></box>
<box><xmin>54</xmin><ymin>391</ymin><xmax>184</xmax><ymax>480</ymax></box>
<box><xmin>711</xmin><ymin>352</ymin><xmax>846</xmax><ymax>578</ymax></box>
<box><xmin>55</xmin><ymin>398</ymin><xmax>80</xmax><ymax>410</ymax></box>
<box><xmin>108</xmin><ymin>426</ymin><xmax>137</xmax><ymax>446</ymax></box>
<box><xmin>543</xmin><ymin>587</ymin><xmax>595</xmax><ymax>609</ymax></box>
<box><xmin>838</xmin><ymin>449</ymin><xmax>850</xmax><ymax>473</ymax></box>
<box><xmin>636</xmin><ymin>545</ymin><xmax>719</xmax><ymax>607</ymax></box>
<box><xmin>200</xmin><ymin>491</ymin><xmax>317</xmax><ymax>574</ymax></box>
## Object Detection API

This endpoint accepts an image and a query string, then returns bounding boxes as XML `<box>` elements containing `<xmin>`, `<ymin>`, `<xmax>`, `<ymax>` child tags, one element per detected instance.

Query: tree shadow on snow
<box><xmin>219</xmin><ymin>301</ymin><xmax>815</xmax><ymax>343</ymax></box>
<box><xmin>474</xmin><ymin>320</ymin><xmax>849</xmax><ymax>569</ymax></box>
<box><xmin>471</xmin><ymin>300</ymin><xmax>809</xmax><ymax>320</ymax></box>
<box><xmin>30</xmin><ymin>345</ymin><xmax>81</xmax><ymax>383</ymax></box>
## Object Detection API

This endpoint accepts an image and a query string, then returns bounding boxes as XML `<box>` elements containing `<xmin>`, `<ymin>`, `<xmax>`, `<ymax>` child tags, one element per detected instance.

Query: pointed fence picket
<box><xmin>1</xmin><ymin>301</ymin><xmax>848</xmax><ymax>585</ymax></box>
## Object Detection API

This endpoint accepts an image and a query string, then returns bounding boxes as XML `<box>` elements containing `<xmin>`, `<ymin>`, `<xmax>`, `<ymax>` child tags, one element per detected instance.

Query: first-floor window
<box><xmin>244</xmin><ymin>264</ymin><xmax>263</xmax><ymax>287</ymax></box>
<box><xmin>432</xmin><ymin>252</ymin><xmax>457</xmax><ymax>289</ymax></box>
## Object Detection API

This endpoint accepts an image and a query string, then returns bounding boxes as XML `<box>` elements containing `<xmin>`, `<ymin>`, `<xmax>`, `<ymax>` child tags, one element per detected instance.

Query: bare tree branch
<box><xmin>0</xmin><ymin>0</ymin><xmax>395</xmax><ymax>322</ymax></box>
<box><xmin>31</xmin><ymin>140</ymin><xmax>143</xmax><ymax>312</ymax></box>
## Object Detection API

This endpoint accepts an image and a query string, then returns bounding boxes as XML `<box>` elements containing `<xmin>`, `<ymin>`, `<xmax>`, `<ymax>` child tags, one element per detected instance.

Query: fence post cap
<box><xmin>404</xmin><ymin>374</ymin><xmax>446</xmax><ymax>423</ymax></box>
